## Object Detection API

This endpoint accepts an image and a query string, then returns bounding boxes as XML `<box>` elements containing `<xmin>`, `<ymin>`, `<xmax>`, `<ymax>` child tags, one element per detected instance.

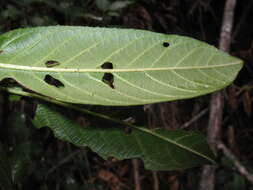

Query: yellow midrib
<box><xmin>0</xmin><ymin>61</ymin><xmax>242</xmax><ymax>73</ymax></box>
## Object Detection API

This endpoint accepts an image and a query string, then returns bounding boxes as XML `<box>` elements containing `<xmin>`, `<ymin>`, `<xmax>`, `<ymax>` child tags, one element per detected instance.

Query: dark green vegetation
<box><xmin>0</xmin><ymin>0</ymin><xmax>253</xmax><ymax>190</ymax></box>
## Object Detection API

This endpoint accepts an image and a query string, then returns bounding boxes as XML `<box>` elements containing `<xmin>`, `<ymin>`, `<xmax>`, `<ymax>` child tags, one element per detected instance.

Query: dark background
<box><xmin>0</xmin><ymin>0</ymin><xmax>253</xmax><ymax>189</ymax></box>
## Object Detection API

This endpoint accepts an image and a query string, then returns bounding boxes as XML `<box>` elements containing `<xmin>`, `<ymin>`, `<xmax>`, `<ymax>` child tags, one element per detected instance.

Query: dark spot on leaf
<box><xmin>45</xmin><ymin>60</ymin><xmax>60</xmax><ymax>68</ymax></box>
<box><xmin>102</xmin><ymin>73</ymin><xmax>114</xmax><ymax>89</ymax></box>
<box><xmin>0</xmin><ymin>50</ymin><xmax>3</xmax><ymax>54</ymax></box>
<box><xmin>101</xmin><ymin>62</ymin><xmax>114</xmax><ymax>89</ymax></box>
<box><xmin>163</xmin><ymin>42</ymin><xmax>170</xmax><ymax>47</ymax></box>
<box><xmin>124</xmin><ymin>127</ymin><xmax>132</xmax><ymax>135</ymax></box>
<box><xmin>44</xmin><ymin>74</ymin><xmax>64</xmax><ymax>88</ymax></box>
<box><xmin>101</xmin><ymin>62</ymin><xmax>113</xmax><ymax>69</ymax></box>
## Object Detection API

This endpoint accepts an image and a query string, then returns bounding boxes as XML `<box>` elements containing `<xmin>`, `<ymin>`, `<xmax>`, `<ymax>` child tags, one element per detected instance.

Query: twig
<box><xmin>199</xmin><ymin>0</ymin><xmax>237</xmax><ymax>190</ymax></box>
<box><xmin>152</xmin><ymin>171</ymin><xmax>159</xmax><ymax>190</ymax></box>
<box><xmin>217</xmin><ymin>141</ymin><xmax>253</xmax><ymax>185</ymax></box>
<box><xmin>206</xmin><ymin>91</ymin><xmax>224</xmax><ymax>153</ymax></box>
<box><xmin>132</xmin><ymin>159</ymin><xmax>142</xmax><ymax>190</ymax></box>
<box><xmin>180</xmin><ymin>108</ymin><xmax>208</xmax><ymax>129</ymax></box>
<box><xmin>199</xmin><ymin>166</ymin><xmax>216</xmax><ymax>190</ymax></box>
<box><xmin>46</xmin><ymin>149</ymin><xmax>83</xmax><ymax>178</ymax></box>
<box><xmin>219</xmin><ymin>0</ymin><xmax>237</xmax><ymax>52</ymax></box>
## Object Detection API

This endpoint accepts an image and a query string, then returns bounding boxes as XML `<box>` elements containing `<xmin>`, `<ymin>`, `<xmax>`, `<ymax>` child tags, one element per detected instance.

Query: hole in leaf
<box><xmin>0</xmin><ymin>50</ymin><xmax>3</xmax><ymax>54</ymax></box>
<box><xmin>101</xmin><ymin>62</ymin><xmax>114</xmax><ymax>89</ymax></box>
<box><xmin>102</xmin><ymin>73</ymin><xmax>114</xmax><ymax>89</ymax></box>
<box><xmin>45</xmin><ymin>60</ymin><xmax>60</xmax><ymax>68</ymax></box>
<box><xmin>124</xmin><ymin>127</ymin><xmax>132</xmax><ymax>135</ymax></box>
<box><xmin>163</xmin><ymin>42</ymin><xmax>170</xmax><ymax>47</ymax></box>
<box><xmin>101</xmin><ymin>62</ymin><xmax>113</xmax><ymax>69</ymax></box>
<box><xmin>44</xmin><ymin>74</ymin><xmax>64</xmax><ymax>88</ymax></box>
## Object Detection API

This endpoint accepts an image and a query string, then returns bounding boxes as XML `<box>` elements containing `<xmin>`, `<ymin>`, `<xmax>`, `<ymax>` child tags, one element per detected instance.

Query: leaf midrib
<box><xmin>0</xmin><ymin>61</ymin><xmax>242</xmax><ymax>73</ymax></box>
<box><xmin>134</xmin><ymin>126</ymin><xmax>215</xmax><ymax>163</ymax></box>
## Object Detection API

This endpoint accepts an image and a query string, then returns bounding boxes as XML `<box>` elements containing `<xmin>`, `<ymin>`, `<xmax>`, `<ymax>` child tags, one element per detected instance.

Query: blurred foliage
<box><xmin>0</xmin><ymin>0</ymin><xmax>136</xmax><ymax>31</ymax></box>
<box><xmin>0</xmin><ymin>0</ymin><xmax>253</xmax><ymax>189</ymax></box>
<box><xmin>95</xmin><ymin>0</ymin><xmax>134</xmax><ymax>16</ymax></box>
<box><xmin>0</xmin><ymin>97</ymin><xmax>106</xmax><ymax>190</ymax></box>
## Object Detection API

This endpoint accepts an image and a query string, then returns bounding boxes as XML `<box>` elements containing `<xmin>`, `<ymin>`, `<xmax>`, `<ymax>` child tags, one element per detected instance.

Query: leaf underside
<box><xmin>33</xmin><ymin>104</ymin><xmax>215</xmax><ymax>170</ymax></box>
<box><xmin>0</xmin><ymin>26</ymin><xmax>243</xmax><ymax>106</ymax></box>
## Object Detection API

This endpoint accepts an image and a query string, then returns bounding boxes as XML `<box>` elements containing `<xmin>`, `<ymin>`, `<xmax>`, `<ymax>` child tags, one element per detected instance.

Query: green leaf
<box><xmin>0</xmin><ymin>26</ymin><xmax>243</xmax><ymax>106</ymax></box>
<box><xmin>33</xmin><ymin>103</ymin><xmax>215</xmax><ymax>170</ymax></box>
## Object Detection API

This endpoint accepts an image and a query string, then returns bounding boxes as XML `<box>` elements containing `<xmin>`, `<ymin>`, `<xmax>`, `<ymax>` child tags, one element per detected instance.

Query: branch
<box><xmin>132</xmin><ymin>159</ymin><xmax>142</xmax><ymax>190</ymax></box>
<box><xmin>199</xmin><ymin>0</ymin><xmax>237</xmax><ymax>189</ymax></box>
<box><xmin>217</xmin><ymin>141</ymin><xmax>253</xmax><ymax>185</ymax></box>
<box><xmin>152</xmin><ymin>171</ymin><xmax>159</xmax><ymax>190</ymax></box>
<box><xmin>219</xmin><ymin>0</ymin><xmax>237</xmax><ymax>52</ymax></box>
<box><xmin>180</xmin><ymin>108</ymin><xmax>208</xmax><ymax>129</ymax></box>
<box><xmin>208</xmin><ymin>0</ymin><xmax>237</xmax><ymax>152</ymax></box>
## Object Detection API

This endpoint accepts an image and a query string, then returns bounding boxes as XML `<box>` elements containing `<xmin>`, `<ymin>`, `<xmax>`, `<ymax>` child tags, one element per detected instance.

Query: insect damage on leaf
<box><xmin>44</xmin><ymin>74</ymin><xmax>64</xmax><ymax>88</ymax></box>
<box><xmin>0</xmin><ymin>26</ymin><xmax>243</xmax><ymax>106</ymax></box>
<box><xmin>45</xmin><ymin>60</ymin><xmax>60</xmax><ymax>68</ymax></box>
<box><xmin>163</xmin><ymin>42</ymin><xmax>170</xmax><ymax>47</ymax></box>
<box><xmin>101</xmin><ymin>62</ymin><xmax>115</xmax><ymax>89</ymax></box>
<box><xmin>101</xmin><ymin>62</ymin><xmax>113</xmax><ymax>69</ymax></box>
